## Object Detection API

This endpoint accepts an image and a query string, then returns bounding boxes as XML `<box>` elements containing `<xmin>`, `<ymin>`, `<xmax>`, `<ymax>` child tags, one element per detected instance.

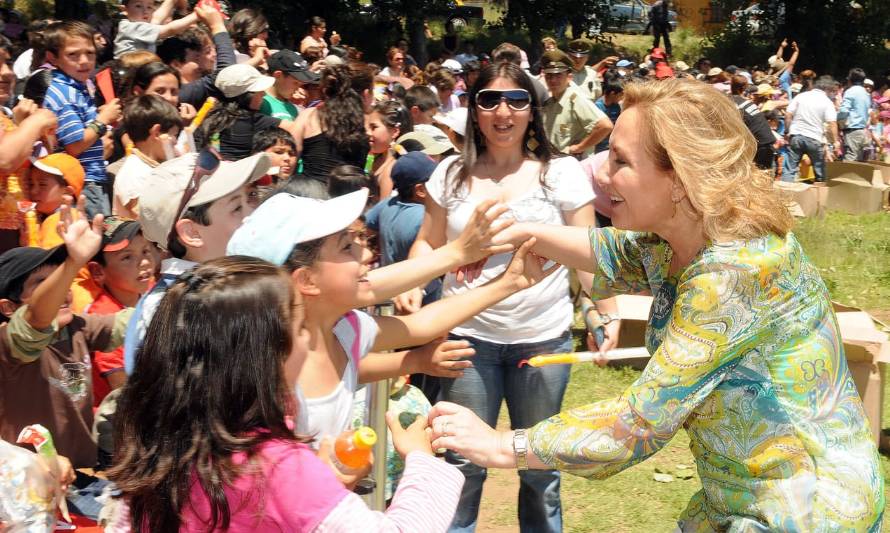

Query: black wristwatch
<box><xmin>87</xmin><ymin>119</ymin><xmax>108</xmax><ymax>137</ymax></box>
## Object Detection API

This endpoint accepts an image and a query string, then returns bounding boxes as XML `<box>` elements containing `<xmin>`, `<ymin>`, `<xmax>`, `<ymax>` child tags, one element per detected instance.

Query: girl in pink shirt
<box><xmin>106</xmin><ymin>257</ymin><xmax>464</xmax><ymax>532</ymax></box>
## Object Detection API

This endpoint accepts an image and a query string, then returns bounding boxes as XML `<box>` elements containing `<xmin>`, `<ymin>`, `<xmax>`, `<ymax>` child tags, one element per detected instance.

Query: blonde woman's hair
<box><xmin>622</xmin><ymin>78</ymin><xmax>793</xmax><ymax>242</ymax></box>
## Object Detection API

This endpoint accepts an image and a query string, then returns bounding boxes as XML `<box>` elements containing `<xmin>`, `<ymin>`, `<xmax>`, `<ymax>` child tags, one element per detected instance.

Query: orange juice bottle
<box><xmin>332</xmin><ymin>427</ymin><xmax>377</xmax><ymax>473</ymax></box>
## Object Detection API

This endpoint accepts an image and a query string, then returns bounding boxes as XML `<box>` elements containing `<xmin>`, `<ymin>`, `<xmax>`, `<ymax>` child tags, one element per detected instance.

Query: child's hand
<box><xmin>394</xmin><ymin>287</ymin><xmax>423</xmax><ymax>314</ymax></box>
<box><xmin>12</xmin><ymin>97</ymin><xmax>38</xmax><ymax>125</ymax></box>
<box><xmin>98</xmin><ymin>98</ymin><xmax>122</xmax><ymax>125</ymax></box>
<box><xmin>195</xmin><ymin>1</ymin><xmax>225</xmax><ymax>30</ymax></box>
<box><xmin>316</xmin><ymin>437</ymin><xmax>372</xmax><ymax>490</ymax></box>
<box><xmin>499</xmin><ymin>238</ymin><xmax>559</xmax><ymax>293</ymax></box>
<box><xmin>414</xmin><ymin>337</ymin><xmax>474</xmax><ymax>378</ymax></box>
<box><xmin>387</xmin><ymin>412</ymin><xmax>433</xmax><ymax>458</ymax></box>
<box><xmin>452</xmin><ymin>199</ymin><xmax>516</xmax><ymax>270</ymax></box>
<box><xmin>179</xmin><ymin>103</ymin><xmax>197</xmax><ymax>121</ymax></box>
<box><xmin>57</xmin><ymin>205</ymin><xmax>103</xmax><ymax>267</ymax></box>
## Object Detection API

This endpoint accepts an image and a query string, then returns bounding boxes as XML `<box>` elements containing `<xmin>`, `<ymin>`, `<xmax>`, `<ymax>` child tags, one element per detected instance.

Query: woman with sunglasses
<box><xmin>410</xmin><ymin>62</ymin><xmax>618</xmax><ymax>533</ymax></box>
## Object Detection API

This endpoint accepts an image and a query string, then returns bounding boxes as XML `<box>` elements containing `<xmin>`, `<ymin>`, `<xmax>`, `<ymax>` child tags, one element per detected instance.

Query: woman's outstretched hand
<box><xmin>499</xmin><ymin>238</ymin><xmax>559</xmax><ymax>293</ymax></box>
<box><xmin>427</xmin><ymin>401</ymin><xmax>514</xmax><ymax>469</ymax></box>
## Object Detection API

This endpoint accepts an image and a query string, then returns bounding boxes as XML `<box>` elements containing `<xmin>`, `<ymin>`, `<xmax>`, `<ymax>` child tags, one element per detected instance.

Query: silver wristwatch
<box><xmin>598</xmin><ymin>313</ymin><xmax>619</xmax><ymax>325</ymax></box>
<box><xmin>513</xmin><ymin>429</ymin><xmax>529</xmax><ymax>471</ymax></box>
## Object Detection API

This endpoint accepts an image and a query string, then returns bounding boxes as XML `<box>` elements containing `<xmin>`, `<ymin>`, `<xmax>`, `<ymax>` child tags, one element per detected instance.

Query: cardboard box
<box><xmin>824</xmin><ymin>162</ymin><xmax>890</xmax><ymax>214</ymax></box>
<box><xmin>614</xmin><ymin>294</ymin><xmax>652</xmax><ymax>349</ymax></box>
<box><xmin>605</xmin><ymin>294</ymin><xmax>653</xmax><ymax>369</ymax></box>
<box><xmin>861</xmin><ymin>160</ymin><xmax>890</xmax><ymax>185</ymax></box>
<box><xmin>773</xmin><ymin>181</ymin><xmax>826</xmax><ymax>218</ymax></box>
<box><xmin>833</xmin><ymin>303</ymin><xmax>890</xmax><ymax>448</ymax></box>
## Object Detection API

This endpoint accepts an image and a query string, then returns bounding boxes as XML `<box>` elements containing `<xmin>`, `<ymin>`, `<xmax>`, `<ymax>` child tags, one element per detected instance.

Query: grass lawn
<box><xmin>479</xmin><ymin>210</ymin><xmax>890</xmax><ymax>531</ymax></box>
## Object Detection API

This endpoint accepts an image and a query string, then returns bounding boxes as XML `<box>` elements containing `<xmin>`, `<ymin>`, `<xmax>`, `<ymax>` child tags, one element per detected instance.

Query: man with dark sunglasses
<box><xmin>122</xmin><ymin>151</ymin><xmax>271</xmax><ymax>374</ymax></box>
<box><xmin>540</xmin><ymin>49</ymin><xmax>613</xmax><ymax>159</ymax></box>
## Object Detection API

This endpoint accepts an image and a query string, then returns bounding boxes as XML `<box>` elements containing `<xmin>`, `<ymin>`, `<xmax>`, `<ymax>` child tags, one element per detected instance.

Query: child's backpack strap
<box><xmin>343</xmin><ymin>311</ymin><xmax>362</xmax><ymax>368</ymax></box>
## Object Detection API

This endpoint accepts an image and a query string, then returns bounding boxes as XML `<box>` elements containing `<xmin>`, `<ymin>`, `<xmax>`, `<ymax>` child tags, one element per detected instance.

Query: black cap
<box><xmin>101</xmin><ymin>217</ymin><xmax>142</xmax><ymax>253</ymax></box>
<box><xmin>391</xmin><ymin>152</ymin><xmax>437</xmax><ymax>192</ymax></box>
<box><xmin>267</xmin><ymin>49</ymin><xmax>320</xmax><ymax>83</ymax></box>
<box><xmin>567</xmin><ymin>39</ymin><xmax>592</xmax><ymax>56</ymax></box>
<box><xmin>541</xmin><ymin>50</ymin><xmax>572</xmax><ymax>74</ymax></box>
<box><xmin>0</xmin><ymin>246</ymin><xmax>67</xmax><ymax>301</ymax></box>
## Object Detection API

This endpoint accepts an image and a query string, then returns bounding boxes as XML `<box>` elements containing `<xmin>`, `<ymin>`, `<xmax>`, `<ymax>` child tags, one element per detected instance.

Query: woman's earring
<box><xmin>526</xmin><ymin>129</ymin><xmax>539</xmax><ymax>151</ymax></box>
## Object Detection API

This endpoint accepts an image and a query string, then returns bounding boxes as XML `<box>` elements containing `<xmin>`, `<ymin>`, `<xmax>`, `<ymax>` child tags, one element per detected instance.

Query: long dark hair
<box><xmin>319</xmin><ymin>62</ymin><xmax>373</xmax><ymax>152</ymax></box>
<box><xmin>108</xmin><ymin>257</ymin><xmax>305</xmax><ymax>533</ymax></box>
<box><xmin>228</xmin><ymin>8</ymin><xmax>269</xmax><ymax>53</ymax></box>
<box><xmin>449</xmin><ymin>62</ymin><xmax>557</xmax><ymax>195</ymax></box>
<box><xmin>196</xmin><ymin>92</ymin><xmax>256</xmax><ymax>150</ymax></box>
<box><xmin>124</xmin><ymin>61</ymin><xmax>180</xmax><ymax>101</ymax></box>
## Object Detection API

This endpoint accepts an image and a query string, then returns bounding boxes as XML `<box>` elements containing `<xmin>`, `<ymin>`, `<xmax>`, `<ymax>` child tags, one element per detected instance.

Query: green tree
<box><xmin>706</xmin><ymin>0</ymin><xmax>890</xmax><ymax>76</ymax></box>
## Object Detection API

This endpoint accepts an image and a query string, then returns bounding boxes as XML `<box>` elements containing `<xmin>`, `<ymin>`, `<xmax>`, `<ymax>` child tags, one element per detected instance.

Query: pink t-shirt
<box><xmin>581</xmin><ymin>150</ymin><xmax>611</xmax><ymax>219</ymax></box>
<box><xmin>181</xmin><ymin>439</ymin><xmax>348</xmax><ymax>532</ymax></box>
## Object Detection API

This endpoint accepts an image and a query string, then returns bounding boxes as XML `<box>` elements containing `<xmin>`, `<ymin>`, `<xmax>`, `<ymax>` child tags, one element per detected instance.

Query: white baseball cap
<box><xmin>442</xmin><ymin>59</ymin><xmax>463</xmax><ymax>74</ymax></box>
<box><xmin>227</xmin><ymin>188</ymin><xmax>370</xmax><ymax>266</ymax></box>
<box><xmin>139</xmin><ymin>152</ymin><xmax>271</xmax><ymax>249</ymax></box>
<box><xmin>214</xmin><ymin>63</ymin><xmax>275</xmax><ymax>98</ymax></box>
<box><xmin>434</xmin><ymin>107</ymin><xmax>468</xmax><ymax>137</ymax></box>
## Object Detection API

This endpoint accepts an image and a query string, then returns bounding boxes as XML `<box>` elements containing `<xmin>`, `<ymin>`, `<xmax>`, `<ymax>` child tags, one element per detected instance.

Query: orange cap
<box><xmin>32</xmin><ymin>153</ymin><xmax>86</xmax><ymax>197</ymax></box>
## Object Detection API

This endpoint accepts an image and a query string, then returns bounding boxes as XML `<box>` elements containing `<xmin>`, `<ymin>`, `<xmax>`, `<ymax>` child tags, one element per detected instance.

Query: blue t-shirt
<box><xmin>779</xmin><ymin>69</ymin><xmax>792</xmax><ymax>101</ymax></box>
<box><xmin>365</xmin><ymin>196</ymin><xmax>441</xmax><ymax>303</ymax></box>
<box><xmin>594</xmin><ymin>98</ymin><xmax>621</xmax><ymax>153</ymax></box>
<box><xmin>44</xmin><ymin>71</ymin><xmax>107</xmax><ymax>184</ymax></box>
<box><xmin>839</xmin><ymin>85</ymin><xmax>872</xmax><ymax>130</ymax></box>
<box><xmin>365</xmin><ymin>197</ymin><xmax>424</xmax><ymax>265</ymax></box>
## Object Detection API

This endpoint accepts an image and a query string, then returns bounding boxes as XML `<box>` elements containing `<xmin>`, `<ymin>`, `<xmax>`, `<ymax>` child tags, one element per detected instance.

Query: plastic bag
<box><xmin>0</xmin><ymin>439</ymin><xmax>55</xmax><ymax>533</ymax></box>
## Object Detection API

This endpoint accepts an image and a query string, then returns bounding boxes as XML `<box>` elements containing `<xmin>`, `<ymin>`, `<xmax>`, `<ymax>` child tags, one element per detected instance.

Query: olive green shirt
<box><xmin>542</xmin><ymin>84</ymin><xmax>608</xmax><ymax>157</ymax></box>
<box><xmin>571</xmin><ymin>65</ymin><xmax>602</xmax><ymax>100</ymax></box>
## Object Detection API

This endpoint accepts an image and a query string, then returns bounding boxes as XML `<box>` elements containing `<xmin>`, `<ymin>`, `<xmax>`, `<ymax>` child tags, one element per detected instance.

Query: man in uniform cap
<box><xmin>566</xmin><ymin>38</ymin><xmax>618</xmax><ymax>101</ymax></box>
<box><xmin>541</xmin><ymin>49</ymin><xmax>613</xmax><ymax>158</ymax></box>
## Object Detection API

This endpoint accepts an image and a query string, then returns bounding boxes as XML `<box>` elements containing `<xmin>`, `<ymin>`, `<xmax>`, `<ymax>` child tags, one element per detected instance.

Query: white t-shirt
<box><xmin>114</xmin><ymin>20</ymin><xmax>161</xmax><ymax>56</ymax></box>
<box><xmin>425</xmin><ymin>155</ymin><xmax>595</xmax><ymax>344</ymax></box>
<box><xmin>295</xmin><ymin>310</ymin><xmax>378</xmax><ymax>446</ymax></box>
<box><xmin>788</xmin><ymin>89</ymin><xmax>837</xmax><ymax>142</ymax></box>
<box><xmin>113</xmin><ymin>154</ymin><xmax>154</xmax><ymax>219</ymax></box>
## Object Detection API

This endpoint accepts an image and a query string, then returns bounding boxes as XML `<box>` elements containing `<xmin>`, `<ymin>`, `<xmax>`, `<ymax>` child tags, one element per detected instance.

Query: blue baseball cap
<box><xmin>616</xmin><ymin>59</ymin><xmax>634</xmax><ymax>68</ymax></box>
<box><xmin>226</xmin><ymin>188</ymin><xmax>369</xmax><ymax>266</ymax></box>
<box><xmin>391</xmin><ymin>152</ymin><xmax>437</xmax><ymax>193</ymax></box>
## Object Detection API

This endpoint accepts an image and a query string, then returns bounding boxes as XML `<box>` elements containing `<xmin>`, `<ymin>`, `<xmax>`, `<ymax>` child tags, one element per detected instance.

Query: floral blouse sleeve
<box><xmin>588</xmin><ymin>227</ymin><xmax>671</xmax><ymax>298</ymax></box>
<box><xmin>528</xmin><ymin>263</ymin><xmax>762</xmax><ymax>478</ymax></box>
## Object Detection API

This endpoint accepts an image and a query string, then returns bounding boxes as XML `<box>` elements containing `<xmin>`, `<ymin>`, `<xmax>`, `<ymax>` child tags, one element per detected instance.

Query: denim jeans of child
<box><xmin>440</xmin><ymin>331</ymin><xmax>573</xmax><ymax>533</ymax></box>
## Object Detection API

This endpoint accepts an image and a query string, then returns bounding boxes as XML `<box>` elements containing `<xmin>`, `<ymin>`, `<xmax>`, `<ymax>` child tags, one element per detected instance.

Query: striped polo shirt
<box><xmin>44</xmin><ymin>71</ymin><xmax>107</xmax><ymax>184</ymax></box>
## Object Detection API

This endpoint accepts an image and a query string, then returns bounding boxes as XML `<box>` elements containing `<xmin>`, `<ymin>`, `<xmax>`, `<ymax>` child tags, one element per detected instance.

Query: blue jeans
<box><xmin>783</xmin><ymin>134</ymin><xmax>826</xmax><ymax>182</ymax></box>
<box><xmin>441</xmin><ymin>331</ymin><xmax>573</xmax><ymax>533</ymax></box>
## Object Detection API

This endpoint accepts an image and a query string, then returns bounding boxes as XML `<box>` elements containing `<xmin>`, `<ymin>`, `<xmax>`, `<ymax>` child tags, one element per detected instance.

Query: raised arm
<box><xmin>157</xmin><ymin>12</ymin><xmax>198</xmax><ymax>40</ymax></box>
<box><xmin>150</xmin><ymin>0</ymin><xmax>178</xmax><ymax>24</ymax></box>
<box><xmin>25</xmin><ymin>209</ymin><xmax>103</xmax><ymax>329</ymax></box>
<box><xmin>360</xmin><ymin>200</ymin><xmax>515</xmax><ymax>307</ymax></box>
<box><xmin>372</xmin><ymin>238</ymin><xmax>555</xmax><ymax>351</ymax></box>
<box><xmin>0</xmin><ymin>102</ymin><xmax>56</xmax><ymax>174</ymax></box>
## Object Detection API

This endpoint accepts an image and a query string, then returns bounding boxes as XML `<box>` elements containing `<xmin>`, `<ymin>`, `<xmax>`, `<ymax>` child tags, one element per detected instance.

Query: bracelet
<box><xmin>87</xmin><ymin>120</ymin><xmax>107</xmax><ymax>137</ymax></box>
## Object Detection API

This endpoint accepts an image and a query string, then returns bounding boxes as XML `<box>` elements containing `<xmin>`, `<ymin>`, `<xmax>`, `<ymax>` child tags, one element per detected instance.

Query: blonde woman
<box><xmin>429</xmin><ymin>78</ymin><xmax>884</xmax><ymax>531</ymax></box>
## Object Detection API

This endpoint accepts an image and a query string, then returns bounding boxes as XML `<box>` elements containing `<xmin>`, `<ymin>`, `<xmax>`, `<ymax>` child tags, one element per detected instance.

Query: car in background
<box><xmin>589</xmin><ymin>1</ymin><xmax>679</xmax><ymax>35</ymax></box>
<box><xmin>730</xmin><ymin>2</ymin><xmax>785</xmax><ymax>33</ymax></box>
